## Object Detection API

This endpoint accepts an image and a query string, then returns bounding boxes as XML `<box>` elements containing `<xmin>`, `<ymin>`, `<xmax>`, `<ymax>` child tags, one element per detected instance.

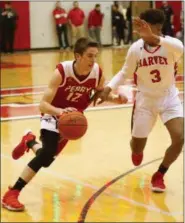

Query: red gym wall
<box><xmin>0</xmin><ymin>1</ymin><xmax>30</xmax><ymax>50</ymax></box>
<box><xmin>154</xmin><ymin>1</ymin><xmax>182</xmax><ymax>34</ymax></box>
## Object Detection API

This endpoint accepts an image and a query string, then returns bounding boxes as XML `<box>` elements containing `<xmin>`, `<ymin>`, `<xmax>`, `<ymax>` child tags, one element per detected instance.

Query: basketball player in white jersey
<box><xmin>2</xmin><ymin>38</ymin><xmax>127</xmax><ymax>211</ymax></box>
<box><xmin>94</xmin><ymin>9</ymin><xmax>184</xmax><ymax>192</ymax></box>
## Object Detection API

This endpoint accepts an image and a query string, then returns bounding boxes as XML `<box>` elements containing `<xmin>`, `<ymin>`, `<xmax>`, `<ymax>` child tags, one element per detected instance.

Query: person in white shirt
<box><xmin>94</xmin><ymin>9</ymin><xmax>184</xmax><ymax>192</ymax></box>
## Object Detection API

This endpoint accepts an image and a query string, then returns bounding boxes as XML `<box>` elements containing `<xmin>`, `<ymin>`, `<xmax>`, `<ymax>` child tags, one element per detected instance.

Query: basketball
<box><xmin>58</xmin><ymin>111</ymin><xmax>88</xmax><ymax>140</ymax></box>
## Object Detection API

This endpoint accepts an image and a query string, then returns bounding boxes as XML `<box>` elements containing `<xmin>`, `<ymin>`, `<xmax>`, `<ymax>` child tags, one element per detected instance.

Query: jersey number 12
<box><xmin>66</xmin><ymin>92</ymin><xmax>82</xmax><ymax>102</ymax></box>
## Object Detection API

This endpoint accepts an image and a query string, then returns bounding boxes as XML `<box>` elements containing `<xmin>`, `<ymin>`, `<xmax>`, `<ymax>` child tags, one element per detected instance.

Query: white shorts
<box><xmin>40</xmin><ymin>114</ymin><xmax>59</xmax><ymax>133</ymax></box>
<box><xmin>132</xmin><ymin>91</ymin><xmax>183</xmax><ymax>138</ymax></box>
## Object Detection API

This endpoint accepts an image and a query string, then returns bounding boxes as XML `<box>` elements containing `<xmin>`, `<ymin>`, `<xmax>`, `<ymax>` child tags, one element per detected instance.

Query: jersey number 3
<box><xmin>66</xmin><ymin>92</ymin><xmax>82</xmax><ymax>102</ymax></box>
<box><xmin>150</xmin><ymin>69</ymin><xmax>161</xmax><ymax>83</ymax></box>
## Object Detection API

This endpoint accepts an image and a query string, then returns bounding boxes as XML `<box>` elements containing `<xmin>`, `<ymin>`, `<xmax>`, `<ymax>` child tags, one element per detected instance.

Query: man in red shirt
<box><xmin>68</xmin><ymin>1</ymin><xmax>85</xmax><ymax>47</ymax></box>
<box><xmin>88</xmin><ymin>4</ymin><xmax>104</xmax><ymax>46</ymax></box>
<box><xmin>53</xmin><ymin>1</ymin><xmax>69</xmax><ymax>49</ymax></box>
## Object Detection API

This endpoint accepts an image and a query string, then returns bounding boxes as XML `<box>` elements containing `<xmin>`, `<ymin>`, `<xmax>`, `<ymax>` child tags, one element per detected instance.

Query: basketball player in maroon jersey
<box><xmin>2</xmin><ymin>38</ymin><xmax>127</xmax><ymax>211</ymax></box>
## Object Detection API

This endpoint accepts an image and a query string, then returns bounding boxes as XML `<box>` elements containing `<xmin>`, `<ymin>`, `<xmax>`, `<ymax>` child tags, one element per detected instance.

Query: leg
<box><xmin>78</xmin><ymin>25</ymin><xmax>85</xmax><ymax>38</ymax></box>
<box><xmin>56</xmin><ymin>25</ymin><xmax>63</xmax><ymax>48</ymax></box>
<box><xmin>1</xmin><ymin>27</ymin><xmax>7</xmax><ymax>53</ymax></box>
<box><xmin>116</xmin><ymin>26</ymin><xmax>121</xmax><ymax>45</ymax></box>
<box><xmin>162</xmin><ymin>117</ymin><xmax>184</xmax><ymax>167</ymax></box>
<box><xmin>131</xmin><ymin>95</ymin><xmax>157</xmax><ymax>166</ymax></box>
<box><xmin>2</xmin><ymin>129</ymin><xmax>60</xmax><ymax>211</ymax></box>
<box><xmin>95</xmin><ymin>27</ymin><xmax>101</xmax><ymax>46</ymax></box>
<box><xmin>63</xmin><ymin>24</ymin><xmax>69</xmax><ymax>48</ymax></box>
<box><xmin>151</xmin><ymin>95</ymin><xmax>184</xmax><ymax>192</ymax></box>
<box><xmin>89</xmin><ymin>28</ymin><xmax>96</xmax><ymax>41</ymax></box>
<box><xmin>2</xmin><ymin>116</ymin><xmax>68</xmax><ymax>211</ymax></box>
<box><xmin>71</xmin><ymin>25</ymin><xmax>77</xmax><ymax>47</ymax></box>
<box><xmin>8</xmin><ymin>28</ymin><xmax>15</xmax><ymax>53</ymax></box>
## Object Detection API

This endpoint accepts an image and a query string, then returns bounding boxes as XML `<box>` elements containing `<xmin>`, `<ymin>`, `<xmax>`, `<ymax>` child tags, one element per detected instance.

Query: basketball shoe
<box><xmin>151</xmin><ymin>171</ymin><xmax>166</xmax><ymax>192</ymax></box>
<box><xmin>2</xmin><ymin>187</ymin><xmax>24</xmax><ymax>211</ymax></box>
<box><xmin>12</xmin><ymin>130</ymin><xmax>36</xmax><ymax>160</ymax></box>
<box><xmin>131</xmin><ymin>152</ymin><xmax>143</xmax><ymax>166</ymax></box>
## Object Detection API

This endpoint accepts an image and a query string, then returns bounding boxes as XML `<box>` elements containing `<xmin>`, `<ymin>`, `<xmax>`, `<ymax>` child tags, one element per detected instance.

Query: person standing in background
<box><xmin>160</xmin><ymin>1</ymin><xmax>174</xmax><ymax>36</ymax></box>
<box><xmin>68</xmin><ymin>1</ymin><xmax>85</xmax><ymax>48</ymax></box>
<box><xmin>1</xmin><ymin>2</ymin><xmax>18</xmax><ymax>53</ymax></box>
<box><xmin>112</xmin><ymin>5</ymin><xmax>126</xmax><ymax>47</ymax></box>
<box><xmin>125</xmin><ymin>5</ymin><xmax>132</xmax><ymax>44</ymax></box>
<box><xmin>0</xmin><ymin>7</ymin><xmax>4</xmax><ymax>50</ymax></box>
<box><xmin>88</xmin><ymin>4</ymin><xmax>104</xmax><ymax>46</ymax></box>
<box><xmin>53</xmin><ymin>1</ymin><xmax>69</xmax><ymax>50</ymax></box>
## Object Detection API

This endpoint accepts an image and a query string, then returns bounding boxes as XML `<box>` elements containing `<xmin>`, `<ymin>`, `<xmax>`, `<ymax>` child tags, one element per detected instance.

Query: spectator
<box><xmin>68</xmin><ymin>1</ymin><xmax>85</xmax><ymax>48</ymax></box>
<box><xmin>0</xmin><ymin>7</ymin><xmax>4</xmax><ymax>50</ymax></box>
<box><xmin>176</xmin><ymin>9</ymin><xmax>184</xmax><ymax>43</ymax></box>
<box><xmin>112</xmin><ymin>5</ymin><xmax>126</xmax><ymax>46</ymax></box>
<box><xmin>53</xmin><ymin>1</ymin><xmax>69</xmax><ymax>50</ymax></box>
<box><xmin>125</xmin><ymin>6</ymin><xmax>132</xmax><ymax>44</ymax></box>
<box><xmin>160</xmin><ymin>1</ymin><xmax>174</xmax><ymax>36</ymax></box>
<box><xmin>1</xmin><ymin>2</ymin><xmax>18</xmax><ymax>53</ymax></box>
<box><xmin>88</xmin><ymin>4</ymin><xmax>104</xmax><ymax>46</ymax></box>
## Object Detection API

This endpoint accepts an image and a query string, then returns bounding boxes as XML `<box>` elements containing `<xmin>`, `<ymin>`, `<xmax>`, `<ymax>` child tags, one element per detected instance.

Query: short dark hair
<box><xmin>140</xmin><ymin>9</ymin><xmax>165</xmax><ymax>25</ymax></box>
<box><xmin>95</xmin><ymin>4</ymin><xmax>100</xmax><ymax>8</ymax></box>
<box><xmin>74</xmin><ymin>38</ymin><xmax>99</xmax><ymax>55</ymax></box>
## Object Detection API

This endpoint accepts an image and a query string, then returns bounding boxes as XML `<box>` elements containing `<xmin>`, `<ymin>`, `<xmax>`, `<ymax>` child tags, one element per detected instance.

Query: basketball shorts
<box><xmin>132</xmin><ymin>91</ymin><xmax>183</xmax><ymax>138</ymax></box>
<box><xmin>40</xmin><ymin>114</ymin><xmax>68</xmax><ymax>155</ymax></box>
<box><xmin>41</xmin><ymin>114</ymin><xmax>59</xmax><ymax>133</ymax></box>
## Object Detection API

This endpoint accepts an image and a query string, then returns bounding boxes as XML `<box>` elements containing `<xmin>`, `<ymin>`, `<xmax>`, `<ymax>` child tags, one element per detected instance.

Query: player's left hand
<box><xmin>133</xmin><ymin>17</ymin><xmax>153</xmax><ymax>39</ymax></box>
<box><xmin>93</xmin><ymin>87</ymin><xmax>111</xmax><ymax>106</ymax></box>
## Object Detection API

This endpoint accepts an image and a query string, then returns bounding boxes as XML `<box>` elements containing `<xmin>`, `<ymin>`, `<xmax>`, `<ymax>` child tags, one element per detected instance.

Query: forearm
<box><xmin>107</xmin><ymin>70</ymin><xmax>125</xmax><ymax>90</ymax></box>
<box><xmin>39</xmin><ymin>101</ymin><xmax>62</xmax><ymax>116</ymax></box>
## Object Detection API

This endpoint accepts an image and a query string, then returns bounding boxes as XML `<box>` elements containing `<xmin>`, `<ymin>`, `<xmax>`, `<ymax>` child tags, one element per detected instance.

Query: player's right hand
<box><xmin>60</xmin><ymin>107</ymin><xmax>77</xmax><ymax>114</ymax></box>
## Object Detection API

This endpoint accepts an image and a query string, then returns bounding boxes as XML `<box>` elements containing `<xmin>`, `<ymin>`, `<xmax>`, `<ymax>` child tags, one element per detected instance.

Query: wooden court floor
<box><xmin>1</xmin><ymin>48</ymin><xmax>184</xmax><ymax>222</ymax></box>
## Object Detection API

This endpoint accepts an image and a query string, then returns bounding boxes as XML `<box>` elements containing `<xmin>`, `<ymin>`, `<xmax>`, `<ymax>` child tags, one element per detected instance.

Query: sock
<box><xmin>26</xmin><ymin>140</ymin><xmax>39</xmax><ymax>149</ymax></box>
<box><xmin>158</xmin><ymin>164</ymin><xmax>168</xmax><ymax>175</ymax></box>
<box><xmin>12</xmin><ymin>177</ymin><xmax>27</xmax><ymax>191</ymax></box>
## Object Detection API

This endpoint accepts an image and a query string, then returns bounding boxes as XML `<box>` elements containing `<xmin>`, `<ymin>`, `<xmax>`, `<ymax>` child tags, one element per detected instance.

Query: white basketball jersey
<box><xmin>133</xmin><ymin>37</ymin><xmax>179</xmax><ymax>96</ymax></box>
<box><xmin>108</xmin><ymin>36</ymin><xmax>183</xmax><ymax>97</ymax></box>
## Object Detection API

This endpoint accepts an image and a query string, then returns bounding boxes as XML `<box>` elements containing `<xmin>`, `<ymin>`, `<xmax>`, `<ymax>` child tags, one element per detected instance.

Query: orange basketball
<box><xmin>58</xmin><ymin>111</ymin><xmax>88</xmax><ymax>140</ymax></box>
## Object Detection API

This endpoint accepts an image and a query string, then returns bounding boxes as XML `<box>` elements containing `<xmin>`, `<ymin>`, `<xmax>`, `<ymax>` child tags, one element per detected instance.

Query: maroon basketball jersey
<box><xmin>51</xmin><ymin>61</ymin><xmax>102</xmax><ymax>111</ymax></box>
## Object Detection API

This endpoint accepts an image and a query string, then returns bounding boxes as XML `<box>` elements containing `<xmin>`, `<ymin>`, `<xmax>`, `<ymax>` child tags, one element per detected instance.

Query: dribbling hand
<box><xmin>59</xmin><ymin>107</ymin><xmax>77</xmax><ymax>115</ymax></box>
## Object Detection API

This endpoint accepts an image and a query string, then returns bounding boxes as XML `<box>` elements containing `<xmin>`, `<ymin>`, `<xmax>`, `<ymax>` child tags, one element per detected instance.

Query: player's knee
<box><xmin>42</xmin><ymin>157</ymin><xmax>54</xmax><ymax>168</ymax></box>
<box><xmin>172</xmin><ymin>131</ymin><xmax>184</xmax><ymax>144</ymax></box>
<box><xmin>37</xmin><ymin>150</ymin><xmax>55</xmax><ymax>168</ymax></box>
<box><xmin>172</xmin><ymin>131</ymin><xmax>184</xmax><ymax>147</ymax></box>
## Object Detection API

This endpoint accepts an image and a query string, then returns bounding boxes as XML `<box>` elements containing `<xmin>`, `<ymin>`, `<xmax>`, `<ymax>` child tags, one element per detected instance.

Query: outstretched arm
<box><xmin>133</xmin><ymin>17</ymin><xmax>183</xmax><ymax>60</ymax></box>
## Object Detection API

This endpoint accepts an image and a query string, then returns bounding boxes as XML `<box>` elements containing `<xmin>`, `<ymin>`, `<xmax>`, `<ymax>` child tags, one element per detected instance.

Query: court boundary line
<box><xmin>1</xmin><ymin>153</ymin><xmax>183</xmax><ymax>219</ymax></box>
<box><xmin>1</xmin><ymin>89</ymin><xmax>184</xmax><ymax>107</ymax></box>
<box><xmin>1</xmin><ymin>104</ymin><xmax>133</xmax><ymax>121</ymax></box>
<box><xmin>1</xmin><ymin>91</ymin><xmax>184</xmax><ymax>121</ymax></box>
<box><xmin>77</xmin><ymin>156</ymin><xmax>184</xmax><ymax>222</ymax></box>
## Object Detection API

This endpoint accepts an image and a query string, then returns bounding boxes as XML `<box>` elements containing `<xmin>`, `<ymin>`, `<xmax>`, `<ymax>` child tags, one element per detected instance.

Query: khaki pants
<box><xmin>71</xmin><ymin>25</ymin><xmax>85</xmax><ymax>46</ymax></box>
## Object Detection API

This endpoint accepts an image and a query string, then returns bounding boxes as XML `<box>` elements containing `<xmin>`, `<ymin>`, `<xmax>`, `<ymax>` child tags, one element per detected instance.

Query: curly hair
<box><xmin>140</xmin><ymin>9</ymin><xmax>165</xmax><ymax>25</ymax></box>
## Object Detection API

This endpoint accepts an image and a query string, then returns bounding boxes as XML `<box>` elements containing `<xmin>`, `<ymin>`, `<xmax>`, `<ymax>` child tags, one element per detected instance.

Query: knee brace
<box><xmin>37</xmin><ymin>149</ymin><xmax>55</xmax><ymax>168</ymax></box>
<box><xmin>28</xmin><ymin>149</ymin><xmax>55</xmax><ymax>171</ymax></box>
